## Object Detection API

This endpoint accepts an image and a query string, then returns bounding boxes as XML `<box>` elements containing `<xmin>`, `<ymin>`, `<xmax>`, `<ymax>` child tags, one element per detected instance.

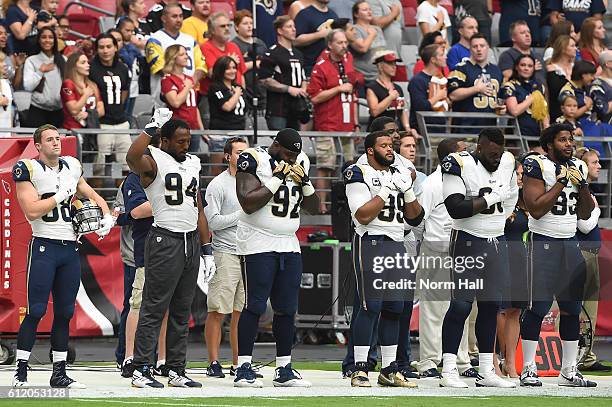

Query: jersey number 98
<box><xmin>165</xmin><ymin>173</ymin><xmax>198</xmax><ymax>207</ymax></box>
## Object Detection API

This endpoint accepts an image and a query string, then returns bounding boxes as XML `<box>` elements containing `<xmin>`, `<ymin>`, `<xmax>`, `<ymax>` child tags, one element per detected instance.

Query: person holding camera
<box><xmin>259</xmin><ymin>16</ymin><xmax>309</xmax><ymax>131</ymax></box>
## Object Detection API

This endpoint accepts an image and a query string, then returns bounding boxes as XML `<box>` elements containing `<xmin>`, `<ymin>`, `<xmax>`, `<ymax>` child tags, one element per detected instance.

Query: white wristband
<box><xmin>302</xmin><ymin>182</ymin><xmax>315</xmax><ymax>197</ymax></box>
<box><xmin>483</xmin><ymin>193</ymin><xmax>499</xmax><ymax>208</ymax></box>
<box><xmin>377</xmin><ymin>186</ymin><xmax>391</xmax><ymax>202</ymax></box>
<box><xmin>53</xmin><ymin>193</ymin><xmax>66</xmax><ymax>205</ymax></box>
<box><xmin>264</xmin><ymin>177</ymin><xmax>283</xmax><ymax>194</ymax></box>
<box><xmin>404</xmin><ymin>188</ymin><xmax>416</xmax><ymax>203</ymax></box>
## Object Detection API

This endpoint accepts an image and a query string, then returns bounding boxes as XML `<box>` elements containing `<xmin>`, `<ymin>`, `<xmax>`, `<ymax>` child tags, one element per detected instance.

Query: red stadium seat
<box><xmin>400</xmin><ymin>0</ymin><xmax>417</xmax><ymax>7</ymax></box>
<box><xmin>210</xmin><ymin>1</ymin><xmax>234</xmax><ymax>19</ymax></box>
<box><xmin>58</xmin><ymin>0</ymin><xmax>115</xmax><ymax>17</ymax></box>
<box><xmin>403</xmin><ymin>7</ymin><xmax>417</xmax><ymax>27</ymax></box>
<box><xmin>66</xmin><ymin>14</ymin><xmax>101</xmax><ymax>39</ymax></box>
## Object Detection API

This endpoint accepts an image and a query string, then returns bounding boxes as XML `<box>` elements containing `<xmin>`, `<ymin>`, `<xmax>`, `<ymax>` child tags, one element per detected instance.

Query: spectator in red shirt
<box><xmin>200</xmin><ymin>11</ymin><xmax>246</xmax><ymax>125</ymax></box>
<box><xmin>161</xmin><ymin>44</ymin><xmax>204</xmax><ymax>152</ymax></box>
<box><xmin>579</xmin><ymin>17</ymin><xmax>607</xmax><ymax>70</ymax></box>
<box><xmin>61</xmin><ymin>51</ymin><xmax>104</xmax><ymax>131</ymax></box>
<box><xmin>307</xmin><ymin>29</ymin><xmax>362</xmax><ymax>213</ymax></box>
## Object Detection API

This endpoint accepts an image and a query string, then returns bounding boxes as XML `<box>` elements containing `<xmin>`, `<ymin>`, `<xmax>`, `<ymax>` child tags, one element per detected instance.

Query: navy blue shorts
<box><xmin>241</xmin><ymin>252</ymin><xmax>302</xmax><ymax>316</ymax></box>
<box><xmin>352</xmin><ymin>233</ymin><xmax>410</xmax><ymax>314</ymax></box>
<box><xmin>448</xmin><ymin>229</ymin><xmax>510</xmax><ymax>304</ymax></box>
<box><xmin>26</xmin><ymin>237</ymin><xmax>81</xmax><ymax>320</ymax></box>
<box><xmin>527</xmin><ymin>232</ymin><xmax>586</xmax><ymax>305</ymax></box>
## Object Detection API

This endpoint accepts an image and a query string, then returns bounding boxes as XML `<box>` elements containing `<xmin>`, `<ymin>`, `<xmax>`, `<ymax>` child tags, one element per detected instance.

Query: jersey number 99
<box><xmin>165</xmin><ymin>173</ymin><xmax>198</xmax><ymax>207</ymax></box>
<box><xmin>378</xmin><ymin>194</ymin><xmax>405</xmax><ymax>223</ymax></box>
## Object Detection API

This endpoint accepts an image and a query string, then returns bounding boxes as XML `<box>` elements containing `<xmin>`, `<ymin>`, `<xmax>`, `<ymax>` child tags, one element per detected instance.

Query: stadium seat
<box><xmin>210</xmin><ymin>1</ymin><xmax>234</xmax><ymax>19</ymax></box>
<box><xmin>403</xmin><ymin>7</ymin><xmax>417</xmax><ymax>27</ymax></box>
<box><xmin>59</xmin><ymin>0</ymin><xmax>115</xmax><ymax>17</ymax></box>
<box><xmin>400</xmin><ymin>0</ymin><xmax>417</xmax><ymax>7</ymax></box>
<box><xmin>66</xmin><ymin>14</ymin><xmax>101</xmax><ymax>39</ymax></box>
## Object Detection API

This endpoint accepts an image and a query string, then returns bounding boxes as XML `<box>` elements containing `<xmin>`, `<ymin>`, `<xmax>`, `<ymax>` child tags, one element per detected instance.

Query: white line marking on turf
<box><xmin>73</xmin><ymin>399</ymin><xmax>254</xmax><ymax>407</ymax></box>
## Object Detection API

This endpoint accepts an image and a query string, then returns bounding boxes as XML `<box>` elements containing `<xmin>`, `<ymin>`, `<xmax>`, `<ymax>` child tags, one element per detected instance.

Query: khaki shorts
<box><xmin>129</xmin><ymin>267</ymin><xmax>145</xmax><ymax>310</ymax></box>
<box><xmin>315</xmin><ymin>136</ymin><xmax>356</xmax><ymax>170</ymax></box>
<box><xmin>94</xmin><ymin>121</ymin><xmax>131</xmax><ymax>175</ymax></box>
<box><xmin>207</xmin><ymin>252</ymin><xmax>245</xmax><ymax>314</ymax></box>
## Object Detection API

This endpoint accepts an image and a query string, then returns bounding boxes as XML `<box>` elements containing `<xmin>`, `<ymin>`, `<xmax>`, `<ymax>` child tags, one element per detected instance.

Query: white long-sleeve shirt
<box><xmin>204</xmin><ymin>169</ymin><xmax>243</xmax><ymax>254</ymax></box>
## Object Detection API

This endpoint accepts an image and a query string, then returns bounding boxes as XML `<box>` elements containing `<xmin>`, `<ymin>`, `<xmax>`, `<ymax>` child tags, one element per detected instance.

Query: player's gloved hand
<box><xmin>483</xmin><ymin>183</ymin><xmax>510</xmax><ymax>207</ymax></box>
<box><xmin>200</xmin><ymin>243</ymin><xmax>216</xmax><ymax>283</ymax></box>
<box><xmin>555</xmin><ymin>164</ymin><xmax>569</xmax><ymax>186</ymax></box>
<box><xmin>272</xmin><ymin>161</ymin><xmax>292</xmax><ymax>180</ymax></box>
<box><xmin>377</xmin><ymin>172</ymin><xmax>395</xmax><ymax>202</ymax></box>
<box><xmin>144</xmin><ymin>108</ymin><xmax>173</xmax><ymax>135</ymax></box>
<box><xmin>96</xmin><ymin>213</ymin><xmax>115</xmax><ymax>240</ymax></box>
<box><xmin>290</xmin><ymin>163</ymin><xmax>315</xmax><ymax>196</ymax></box>
<box><xmin>567</xmin><ymin>165</ymin><xmax>587</xmax><ymax>188</ymax></box>
<box><xmin>391</xmin><ymin>170</ymin><xmax>417</xmax><ymax>203</ymax></box>
<box><xmin>53</xmin><ymin>184</ymin><xmax>75</xmax><ymax>205</ymax></box>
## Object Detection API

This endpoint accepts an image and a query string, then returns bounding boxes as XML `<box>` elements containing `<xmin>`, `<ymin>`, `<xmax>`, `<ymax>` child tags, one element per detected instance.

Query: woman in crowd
<box><xmin>349</xmin><ymin>0</ymin><xmax>386</xmax><ymax>84</ymax></box>
<box><xmin>22</xmin><ymin>26</ymin><xmax>65</xmax><ymax>127</ymax></box>
<box><xmin>543</xmin><ymin>20</ymin><xmax>580</xmax><ymax>63</ymax></box>
<box><xmin>499</xmin><ymin>155</ymin><xmax>530</xmax><ymax>379</ymax></box>
<box><xmin>503</xmin><ymin>55</ymin><xmax>549</xmax><ymax>143</ymax></box>
<box><xmin>5</xmin><ymin>0</ymin><xmax>38</xmax><ymax>55</ymax></box>
<box><xmin>546</xmin><ymin>35</ymin><xmax>576</xmax><ymax>122</ymax></box>
<box><xmin>161</xmin><ymin>44</ymin><xmax>204</xmax><ymax>150</ymax></box>
<box><xmin>232</xmin><ymin>10</ymin><xmax>268</xmax><ymax>117</ymax></box>
<box><xmin>61</xmin><ymin>51</ymin><xmax>104</xmax><ymax>130</ymax></box>
<box><xmin>0</xmin><ymin>24</ymin><xmax>25</xmax><ymax>89</ymax></box>
<box><xmin>579</xmin><ymin>17</ymin><xmax>607</xmax><ymax>70</ymax></box>
<box><xmin>208</xmin><ymin>56</ymin><xmax>246</xmax><ymax>175</ymax></box>
<box><xmin>366</xmin><ymin>50</ymin><xmax>416</xmax><ymax>135</ymax></box>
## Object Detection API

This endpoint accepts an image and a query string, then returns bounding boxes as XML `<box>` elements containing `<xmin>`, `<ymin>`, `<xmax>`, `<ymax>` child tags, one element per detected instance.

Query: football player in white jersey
<box><xmin>344</xmin><ymin>130</ymin><xmax>424</xmax><ymax>388</ymax></box>
<box><xmin>12</xmin><ymin>124</ymin><xmax>112</xmax><ymax>388</ymax></box>
<box><xmin>519</xmin><ymin>123</ymin><xmax>596</xmax><ymax>387</ymax></box>
<box><xmin>346</xmin><ymin>115</ymin><xmax>420</xmax><ymax>380</ymax></box>
<box><xmin>233</xmin><ymin>128</ymin><xmax>319</xmax><ymax>388</ymax></box>
<box><xmin>439</xmin><ymin>128</ymin><xmax>518</xmax><ymax>388</ymax></box>
<box><xmin>125</xmin><ymin>109</ymin><xmax>212</xmax><ymax>389</ymax></box>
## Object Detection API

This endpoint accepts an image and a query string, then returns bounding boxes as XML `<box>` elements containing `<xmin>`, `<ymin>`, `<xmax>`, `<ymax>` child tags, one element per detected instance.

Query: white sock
<box><xmin>16</xmin><ymin>350</ymin><xmax>30</xmax><ymax>362</ymax></box>
<box><xmin>156</xmin><ymin>359</ymin><xmax>165</xmax><ymax>368</ymax></box>
<box><xmin>237</xmin><ymin>355</ymin><xmax>252</xmax><ymax>366</ymax></box>
<box><xmin>561</xmin><ymin>340</ymin><xmax>579</xmax><ymax>371</ymax></box>
<box><xmin>522</xmin><ymin>339</ymin><xmax>538</xmax><ymax>368</ymax></box>
<box><xmin>381</xmin><ymin>345</ymin><xmax>398</xmax><ymax>369</ymax></box>
<box><xmin>354</xmin><ymin>346</ymin><xmax>370</xmax><ymax>364</ymax></box>
<box><xmin>52</xmin><ymin>351</ymin><xmax>67</xmax><ymax>363</ymax></box>
<box><xmin>442</xmin><ymin>353</ymin><xmax>457</xmax><ymax>374</ymax></box>
<box><xmin>276</xmin><ymin>355</ymin><xmax>291</xmax><ymax>368</ymax></box>
<box><xmin>479</xmin><ymin>353</ymin><xmax>494</xmax><ymax>376</ymax></box>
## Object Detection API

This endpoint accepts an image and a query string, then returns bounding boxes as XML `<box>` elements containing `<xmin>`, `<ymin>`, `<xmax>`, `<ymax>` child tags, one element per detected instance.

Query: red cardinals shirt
<box><xmin>200</xmin><ymin>40</ymin><xmax>246</xmax><ymax>95</ymax></box>
<box><xmin>61</xmin><ymin>79</ymin><xmax>101</xmax><ymax>129</ymax></box>
<box><xmin>161</xmin><ymin>73</ymin><xmax>200</xmax><ymax>129</ymax></box>
<box><xmin>307</xmin><ymin>54</ymin><xmax>361</xmax><ymax>131</ymax></box>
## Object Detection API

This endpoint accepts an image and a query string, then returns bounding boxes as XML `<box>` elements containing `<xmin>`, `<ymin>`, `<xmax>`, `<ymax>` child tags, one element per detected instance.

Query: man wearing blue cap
<box><xmin>233</xmin><ymin>128</ymin><xmax>320</xmax><ymax>388</ymax></box>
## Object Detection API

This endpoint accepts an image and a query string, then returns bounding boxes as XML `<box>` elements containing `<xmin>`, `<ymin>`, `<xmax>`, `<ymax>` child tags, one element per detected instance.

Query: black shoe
<box><xmin>367</xmin><ymin>360</ymin><xmax>377</xmax><ymax>372</ymax></box>
<box><xmin>153</xmin><ymin>364</ymin><xmax>170</xmax><ymax>377</ymax></box>
<box><xmin>342</xmin><ymin>364</ymin><xmax>356</xmax><ymax>378</ymax></box>
<box><xmin>460</xmin><ymin>367</ymin><xmax>479</xmax><ymax>378</ymax></box>
<box><xmin>50</xmin><ymin>361</ymin><xmax>86</xmax><ymax>388</ymax></box>
<box><xmin>580</xmin><ymin>361</ymin><xmax>612</xmax><ymax>372</ymax></box>
<box><xmin>207</xmin><ymin>360</ymin><xmax>225</xmax><ymax>378</ymax></box>
<box><xmin>132</xmin><ymin>365</ymin><xmax>164</xmax><ymax>388</ymax></box>
<box><xmin>13</xmin><ymin>359</ymin><xmax>29</xmax><ymax>387</ymax></box>
<box><xmin>121</xmin><ymin>359</ymin><xmax>135</xmax><ymax>378</ymax></box>
<box><xmin>470</xmin><ymin>358</ymin><xmax>479</xmax><ymax>367</ymax></box>
<box><xmin>400</xmin><ymin>367</ymin><xmax>420</xmax><ymax>379</ymax></box>
<box><xmin>229</xmin><ymin>365</ymin><xmax>236</xmax><ymax>376</ymax></box>
<box><xmin>420</xmin><ymin>367</ymin><xmax>442</xmax><ymax>379</ymax></box>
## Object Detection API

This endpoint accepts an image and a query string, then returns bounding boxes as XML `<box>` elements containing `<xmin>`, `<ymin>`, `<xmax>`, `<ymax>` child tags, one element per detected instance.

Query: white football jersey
<box><xmin>344</xmin><ymin>162</ymin><xmax>413</xmax><ymax>242</ymax></box>
<box><xmin>12</xmin><ymin>157</ymin><xmax>82</xmax><ymax>241</ymax></box>
<box><xmin>145</xmin><ymin>146</ymin><xmax>201</xmax><ymax>233</ymax></box>
<box><xmin>523</xmin><ymin>155</ymin><xmax>588</xmax><ymax>238</ymax></box>
<box><xmin>235</xmin><ymin>147</ymin><xmax>310</xmax><ymax>255</ymax></box>
<box><xmin>441</xmin><ymin>151</ymin><xmax>517</xmax><ymax>238</ymax></box>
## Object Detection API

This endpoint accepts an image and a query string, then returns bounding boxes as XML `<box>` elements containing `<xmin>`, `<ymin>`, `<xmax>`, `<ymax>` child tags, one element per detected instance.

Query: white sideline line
<box><xmin>73</xmin><ymin>400</ymin><xmax>255</xmax><ymax>407</ymax></box>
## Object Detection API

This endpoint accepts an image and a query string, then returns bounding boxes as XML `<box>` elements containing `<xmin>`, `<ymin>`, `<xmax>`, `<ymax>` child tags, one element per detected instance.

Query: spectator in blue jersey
<box><xmin>589</xmin><ymin>50</ymin><xmax>612</xmax><ymax>125</ymax></box>
<box><xmin>574</xmin><ymin>147</ymin><xmax>610</xmax><ymax>373</ymax></box>
<box><xmin>448</xmin><ymin>33</ymin><xmax>502</xmax><ymax>133</ymax></box>
<box><xmin>548</xmin><ymin>0</ymin><xmax>606</xmax><ymax>32</ymax></box>
<box><xmin>498</xmin><ymin>21</ymin><xmax>545</xmax><ymax>84</ymax></box>
<box><xmin>294</xmin><ymin>0</ymin><xmax>338</xmax><ymax>76</ymax></box>
<box><xmin>499</xmin><ymin>0</ymin><xmax>542</xmax><ymax>47</ymax></box>
<box><xmin>502</xmin><ymin>54</ymin><xmax>549</xmax><ymax>140</ymax></box>
<box><xmin>236</xmin><ymin>0</ymin><xmax>283</xmax><ymax>47</ymax></box>
<box><xmin>447</xmin><ymin>15</ymin><xmax>478</xmax><ymax>71</ymax></box>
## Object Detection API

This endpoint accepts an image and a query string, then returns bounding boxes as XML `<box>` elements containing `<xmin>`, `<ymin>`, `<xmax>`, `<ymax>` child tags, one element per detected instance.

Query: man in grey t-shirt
<box><xmin>203</xmin><ymin>137</ymin><xmax>249</xmax><ymax>378</ymax></box>
<box><xmin>368</xmin><ymin>0</ymin><xmax>403</xmax><ymax>58</ymax></box>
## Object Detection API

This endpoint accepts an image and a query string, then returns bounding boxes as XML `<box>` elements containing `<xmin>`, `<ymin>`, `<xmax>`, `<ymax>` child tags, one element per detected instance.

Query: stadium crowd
<box><xmin>4</xmin><ymin>0</ymin><xmax>612</xmax><ymax>392</ymax></box>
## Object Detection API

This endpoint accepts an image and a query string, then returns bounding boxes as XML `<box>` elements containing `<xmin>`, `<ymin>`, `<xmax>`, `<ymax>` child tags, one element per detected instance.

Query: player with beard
<box><xmin>439</xmin><ymin>128</ymin><xmax>518</xmax><ymax>388</ymax></box>
<box><xmin>233</xmin><ymin>128</ymin><xmax>320</xmax><ymax>388</ymax></box>
<box><xmin>125</xmin><ymin>109</ymin><xmax>214</xmax><ymax>389</ymax></box>
<box><xmin>519</xmin><ymin>123</ymin><xmax>596</xmax><ymax>387</ymax></box>
<box><xmin>344</xmin><ymin>130</ymin><xmax>424</xmax><ymax>388</ymax></box>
